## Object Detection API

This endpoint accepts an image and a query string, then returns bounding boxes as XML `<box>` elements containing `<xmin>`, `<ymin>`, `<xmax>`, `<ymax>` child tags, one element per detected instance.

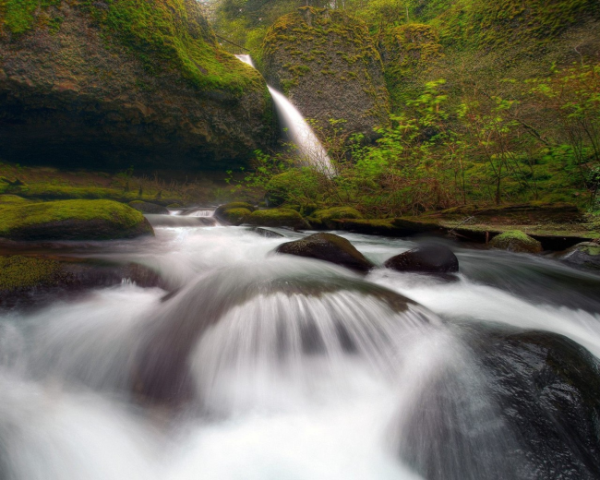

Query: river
<box><xmin>1</xmin><ymin>220</ymin><xmax>599</xmax><ymax>480</ymax></box>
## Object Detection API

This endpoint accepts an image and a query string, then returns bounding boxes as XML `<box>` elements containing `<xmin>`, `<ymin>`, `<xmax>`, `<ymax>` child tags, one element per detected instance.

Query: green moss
<box><xmin>0</xmin><ymin>0</ymin><xmax>264</xmax><ymax>95</ymax></box>
<box><xmin>489</xmin><ymin>229</ymin><xmax>543</xmax><ymax>253</ymax></box>
<box><xmin>246</xmin><ymin>208</ymin><xmax>309</xmax><ymax>229</ymax></box>
<box><xmin>313</xmin><ymin>207</ymin><xmax>363</xmax><ymax>221</ymax></box>
<box><xmin>225</xmin><ymin>207</ymin><xmax>251</xmax><ymax>225</ymax></box>
<box><xmin>0</xmin><ymin>199</ymin><xmax>149</xmax><ymax>240</ymax></box>
<box><xmin>0</xmin><ymin>194</ymin><xmax>29</xmax><ymax>204</ymax></box>
<box><xmin>0</xmin><ymin>255</ymin><xmax>61</xmax><ymax>290</ymax></box>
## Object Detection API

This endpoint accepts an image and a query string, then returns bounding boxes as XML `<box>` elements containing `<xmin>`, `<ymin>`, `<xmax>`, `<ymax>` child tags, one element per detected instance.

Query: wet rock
<box><xmin>0</xmin><ymin>199</ymin><xmax>153</xmax><ymax>241</ymax></box>
<box><xmin>245</xmin><ymin>208</ymin><xmax>310</xmax><ymax>230</ymax></box>
<box><xmin>128</xmin><ymin>201</ymin><xmax>169</xmax><ymax>215</ymax></box>
<box><xmin>254</xmin><ymin>227</ymin><xmax>286</xmax><ymax>238</ymax></box>
<box><xmin>0</xmin><ymin>0</ymin><xmax>276</xmax><ymax>170</ymax></box>
<box><xmin>561</xmin><ymin>241</ymin><xmax>600</xmax><ymax>270</ymax></box>
<box><xmin>0</xmin><ymin>255</ymin><xmax>165</xmax><ymax>310</ymax></box>
<box><xmin>144</xmin><ymin>215</ymin><xmax>216</xmax><ymax>227</ymax></box>
<box><xmin>398</xmin><ymin>325</ymin><xmax>600</xmax><ymax>480</ymax></box>
<box><xmin>262</xmin><ymin>7</ymin><xmax>389</xmax><ymax>141</ymax></box>
<box><xmin>214</xmin><ymin>202</ymin><xmax>255</xmax><ymax>225</ymax></box>
<box><xmin>384</xmin><ymin>244</ymin><xmax>458</xmax><ymax>274</ymax></box>
<box><xmin>276</xmin><ymin>233</ymin><xmax>374</xmax><ymax>272</ymax></box>
<box><xmin>490</xmin><ymin>230</ymin><xmax>543</xmax><ymax>254</ymax></box>
<box><xmin>309</xmin><ymin>207</ymin><xmax>363</xmax><ymax>229</ymax></box>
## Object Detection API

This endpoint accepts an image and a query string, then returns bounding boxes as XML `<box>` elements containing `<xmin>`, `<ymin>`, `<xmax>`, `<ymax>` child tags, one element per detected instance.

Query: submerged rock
<box><xmin>398</xmin><ymin>325</ymin><xmax>600</xmax><ymax>480</ymax></box>
<box><xmin>262</xmin><ymin>7</ymin><xmax>389</xmax><ymax>141</ymax></box>
<box><xmin>128</xmin><ymin>201</ymin><xmax>169</xmax><ymax>215</ymax></box>
<box><xmin>276</xmin><ymin>233</ymin><xmax>374</xmax><ymax>272</ymax></box>
<box><xmin>0</xmin><ymin>200</ymin><xmax>153</xmax><ymax>241</ymax></box>
<box><xmin>561</xmin><ymin>241</ymin><xmax>600</xmax><ymax>270</ymax></box>
<box><xmin>0</xmin><ymin>0</ymin><xmax>276</xmax><ymax>170</ymax></box>
<box><xmin>384</xmin><ymin>244</ymin><xmax>459</xmax><ymax>274</ymax></box>
<box><xmin>490</xmin><ymin>230</ymin><xmax>543</xmax><ymax>254</ymax></box>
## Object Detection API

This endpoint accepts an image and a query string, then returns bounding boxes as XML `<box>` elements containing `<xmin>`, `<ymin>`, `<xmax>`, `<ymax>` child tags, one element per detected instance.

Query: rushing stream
<box><xmin>1</xmin><ymin>220</ymin><xmax>600</xmax><ymax>480</ymax></box>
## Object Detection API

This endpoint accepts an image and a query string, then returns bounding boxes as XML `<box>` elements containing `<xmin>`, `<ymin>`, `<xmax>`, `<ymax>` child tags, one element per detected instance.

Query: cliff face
<box><xmin>261</xmin><ymin>7</ymin><xmax>389</xmax><ymax>141</ymax></box>
<box><xmin>0</xmin><ymin>0</ymin><xmax>277</xmax><ymax>170</ymax></box>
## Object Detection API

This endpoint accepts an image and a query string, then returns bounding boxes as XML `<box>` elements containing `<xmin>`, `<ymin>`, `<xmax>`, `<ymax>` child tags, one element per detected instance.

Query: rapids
<box><xmin>0</xmin><ymin>222</ymin><xmax>600</xmax><ymax>480</ymax></box>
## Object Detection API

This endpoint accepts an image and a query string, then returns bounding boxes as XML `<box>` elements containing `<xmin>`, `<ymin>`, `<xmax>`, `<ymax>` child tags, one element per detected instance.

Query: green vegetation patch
<box><xmin>0</xmin><ymin>199</ymin><xmax>150</xmax><ymax>240</ymax></box>
<box><xmin>0</xmin><ymin>255</ymin><xmax>61</xmax><ymax>290</ymax></box>
<box><xmin>246</xmin><ymin>208</ymin><xmax>309</xmax><ymax>229</ymax></box>
<box><xmin>489</xmin><ymin>229</ymin><xmax>543</xmax><ymax>253</ymax></box>
<box><xmin>0</xmin><ymin>194</ymin><xmax>30</xmax><ymax>204</ymax></box>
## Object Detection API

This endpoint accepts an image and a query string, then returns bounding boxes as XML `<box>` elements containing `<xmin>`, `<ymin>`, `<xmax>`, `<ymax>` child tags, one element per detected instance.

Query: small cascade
<box><xmin>235</xmin><ymin>54</ymin><xmax>334</xmax><ymax>175</ymax></box>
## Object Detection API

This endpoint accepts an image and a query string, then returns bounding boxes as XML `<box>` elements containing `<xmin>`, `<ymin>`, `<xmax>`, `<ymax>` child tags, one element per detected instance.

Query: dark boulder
<box><xmin>384</xmin><ymin>244</ymin><xmax>458</xmax><ymax>273</ymax></box>
<box><xmin>275</xmin><ymin>233</ymin><xmax>374</xmax><ymax>272</ymax></box>
<box><xmin>398</xmin><ymin>324</ymin><xmax>600</xmax><ymax>480</ymax></box>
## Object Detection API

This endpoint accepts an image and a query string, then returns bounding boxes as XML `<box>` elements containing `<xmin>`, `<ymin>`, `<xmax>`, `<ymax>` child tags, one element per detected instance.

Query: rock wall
<box><xmin>262</xmin><ymin>7</ymin><xmax>389</xmax><ymax>141</ymax></box>
<box><xmin>0</xmin><ymin>0</ymin><xmax>277</xmax><ymax>170</ymax></box>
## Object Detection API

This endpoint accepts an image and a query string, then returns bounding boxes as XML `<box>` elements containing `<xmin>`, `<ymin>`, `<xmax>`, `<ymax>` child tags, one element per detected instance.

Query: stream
<box><xmin>1</xmin><ymin>220</ymin><xmax>600</xmax><ymax>480</ymax></box>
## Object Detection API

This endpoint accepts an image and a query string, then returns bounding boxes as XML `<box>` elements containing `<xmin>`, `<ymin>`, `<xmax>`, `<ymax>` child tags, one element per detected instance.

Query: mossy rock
<box><xmin>561</xmin><ymin>241</ymin><xmax>600</xmax><ymax>270</ymax></box>
<box><xmin>275</xmin><ymin>232</ymin><xmax>374</xmax><ymax>272</ymax></box>
<box><xmin>214</xmin><ymin>202</ymin><xmax>256</xmax><ymax>225</ymax></box>
<box><xmin>0</xmin><ymin>255</ymin><xmax>165</xmax><ymax>309</ymax></box>
<box><xmin>0</xmin><ymin>194</ymin><xmax>30</xmax><ymax>204</ymax></box>
<box><xmin>0</xmin><ymin>199</ymin><xmax>153</xmax><ymax>241</ymax></box>
<box><xmin>245</xmin><ymin>209</ymin><xmax>310</xmax><ymax>230</ymax></box>
<box><xmin>310</xmin><ymin>207</ymin><xmax>363</xmax><ymax>229</ymax></box>
<box><xmin>0</xmin><ymin>0</ymin><xmax>277</xmax><ymax>170</ymax></box>
<box><xmin>128</xmin><ymin>200</ymin><xmax>169</xmax><ymax>215</ymax></box>
<box><xmin>489</xmin><ymin>230</ymin><xmax>543</xmax><ymax>254</ymax></box>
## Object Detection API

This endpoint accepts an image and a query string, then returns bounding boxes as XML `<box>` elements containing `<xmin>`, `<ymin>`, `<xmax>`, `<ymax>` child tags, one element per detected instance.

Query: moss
<box><xmin>224</xmin><ymin>207</ymin><xmax>251</xmax><ymax>225</ymax></box>
<box><xmin>0</xmin><ymin>199</ymin><xmax>151</xmax><ymax>240</ymax></box>
<box><xmin>0</xmin><ymin>255</ymin><xmax>61</xmax><ymax>290</ymax></box>
<box><xmin>0</xmin><ymin>0</ymin><xmax>264</xmax><ymax>95</ymax></box>
<box><xmin>245</xmin><ymin>208</ymin><xmax>310</xmax><ymax>229</ymax></box>
<box><xmin>0</xmin><ymin>194</ymin><xmax>29</xmax><ymax>204</ymax></box>
<box><xmin>313</xmin><ymin>207</ymin><xmax>363</xmax><ymax>221</ymax></box>
<box><xmin>489</xmin><ymin>229</ymin><xmax>543</xmax><ymax>253</ymax></box>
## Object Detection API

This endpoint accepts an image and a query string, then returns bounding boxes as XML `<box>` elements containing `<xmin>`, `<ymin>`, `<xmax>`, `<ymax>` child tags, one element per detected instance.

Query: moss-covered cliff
<box><xmin>262</xmin><ymin>7</ymin><xmax>389</xmax><ymax>141</ymax></box>
<box><xmin>0</xmin><ymin>0</ymin><xmax>277</xmax><ymax>170</ymax></box>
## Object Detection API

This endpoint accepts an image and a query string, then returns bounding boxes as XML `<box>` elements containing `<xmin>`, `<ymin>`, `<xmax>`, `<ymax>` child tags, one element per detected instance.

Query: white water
<box><xmin>236</xmin><ymin>54</ymin><xmax>334</xmax><ymax>175</ymax></box>
<box><xmin>0</xmin><ymin>225</ymin><xmax>599</xmax><ymax>479</ymax></box>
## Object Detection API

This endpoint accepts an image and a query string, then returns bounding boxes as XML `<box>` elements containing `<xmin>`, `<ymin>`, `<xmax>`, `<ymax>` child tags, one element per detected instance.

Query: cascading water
<box><xmin>235</xmin><ymin>54</ymin><xmax>334</xmax><ymax>175</ymax></box>
<box><xmin>1</xmin><ymin>221</ymin><xmax>600</xmax><ymax>480</ymax></box>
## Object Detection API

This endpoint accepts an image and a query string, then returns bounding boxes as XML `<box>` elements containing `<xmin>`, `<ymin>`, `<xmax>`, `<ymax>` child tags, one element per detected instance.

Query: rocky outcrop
<box><xmin>262</xmin><ymin>7</ymin><xmax>389</xmax><ymax>140</ymax></box>
<box><xmin>0</xmin><ymin>0</ymin><xmax>277</xmax><ymax>170</ymax></box>
<box><xmin>561</xmin><ymin>241</ymin><xmax>600</xmax><ymax>270</ymax></box>
<box><xmin>0</xmin><ymin>199</ymin><xmax>153</xmax><ymax>240</ymax></box>
<box><xmin>384</xmin><ymin>244</ymin><xmax>459</xmax><ymax>274</ymax></box>
<box><xmin>276</xmin><ymin>233</ymin><xmax>374</xmax><ymax>272</ymax></box>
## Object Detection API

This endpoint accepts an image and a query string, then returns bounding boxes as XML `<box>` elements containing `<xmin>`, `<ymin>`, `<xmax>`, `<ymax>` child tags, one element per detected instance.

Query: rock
<box><xmin>262</xmin><ymin>7</ymin><xmax>389</xmax><ymax>141</ymax></box>
<box><xmin>384</xmin><ymin>243</ymin><xmax>459</xmax><ymax>274</ymax></box>
<box><xmin>214</xmin><ymin>202</ymin><xmax>255</xmax><ymax>225</ymax></box>
<box><xmin>254</xmin><ymin>227</ymin><xmax>286</xmax><ymax>238</ymax></box>
<box><xmin>489</xmin><ymin>230</ymin><xmax>543</xmax><ymax>253</ymax></box>
<box><xmin>128</xmin><ymin>201</ymin><xmax>169</xmax><ymax>215</ymax></box>
<box><xmin>0</xmin><ymin>199</ymin><xmax>153</xmax><ymax>241</ymax></box>
<box><xmin>245</xmin><ymin>209</ymin><xmax>310</xmax><ymax>230</ymax></box>
<box><xmin>276</xmin><ymin>233</ymin><xmax>374</xmax><ymax>272</ymax></box>
<box><xmin>144</xmin><ymin>215</ymin><xmax>216</xmax><ymax>228</ymax></box>
<box><xmin>0</xmin><ymin>255</ymin><xmax>165</xmax><ymax>309</ymax></box>
<box><xmin>309</xmin><ymin>207</ymin><xmax>363</xmax><ymax>229</ymax></box>
<box><xmin>398</xmin><ymin>325</ymin><xmax>600</xmax><ymax>480</ymax></box>
<box><xmin>0</xmin><ymin>0</ymin><xmax>276</xmax><ymax>170</ymax></box>
<box><xmin>561</xmin><ymin>241</ymin><xmax>600</xmax><ymax>270</ymax></box>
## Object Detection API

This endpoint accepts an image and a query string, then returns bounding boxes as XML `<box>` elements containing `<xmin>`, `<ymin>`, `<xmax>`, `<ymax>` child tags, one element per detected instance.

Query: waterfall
<box><xmin>235</xmin><ymin>54</ymin><xmax>334</xmax><ymax>175</ymax></box>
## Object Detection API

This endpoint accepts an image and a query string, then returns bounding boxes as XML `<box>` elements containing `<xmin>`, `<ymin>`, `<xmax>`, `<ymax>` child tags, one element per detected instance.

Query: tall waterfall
<box><xmin>235</xmin><ymin>54</ymin><xmax>334</xmax><ymax>175</ymax></box>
